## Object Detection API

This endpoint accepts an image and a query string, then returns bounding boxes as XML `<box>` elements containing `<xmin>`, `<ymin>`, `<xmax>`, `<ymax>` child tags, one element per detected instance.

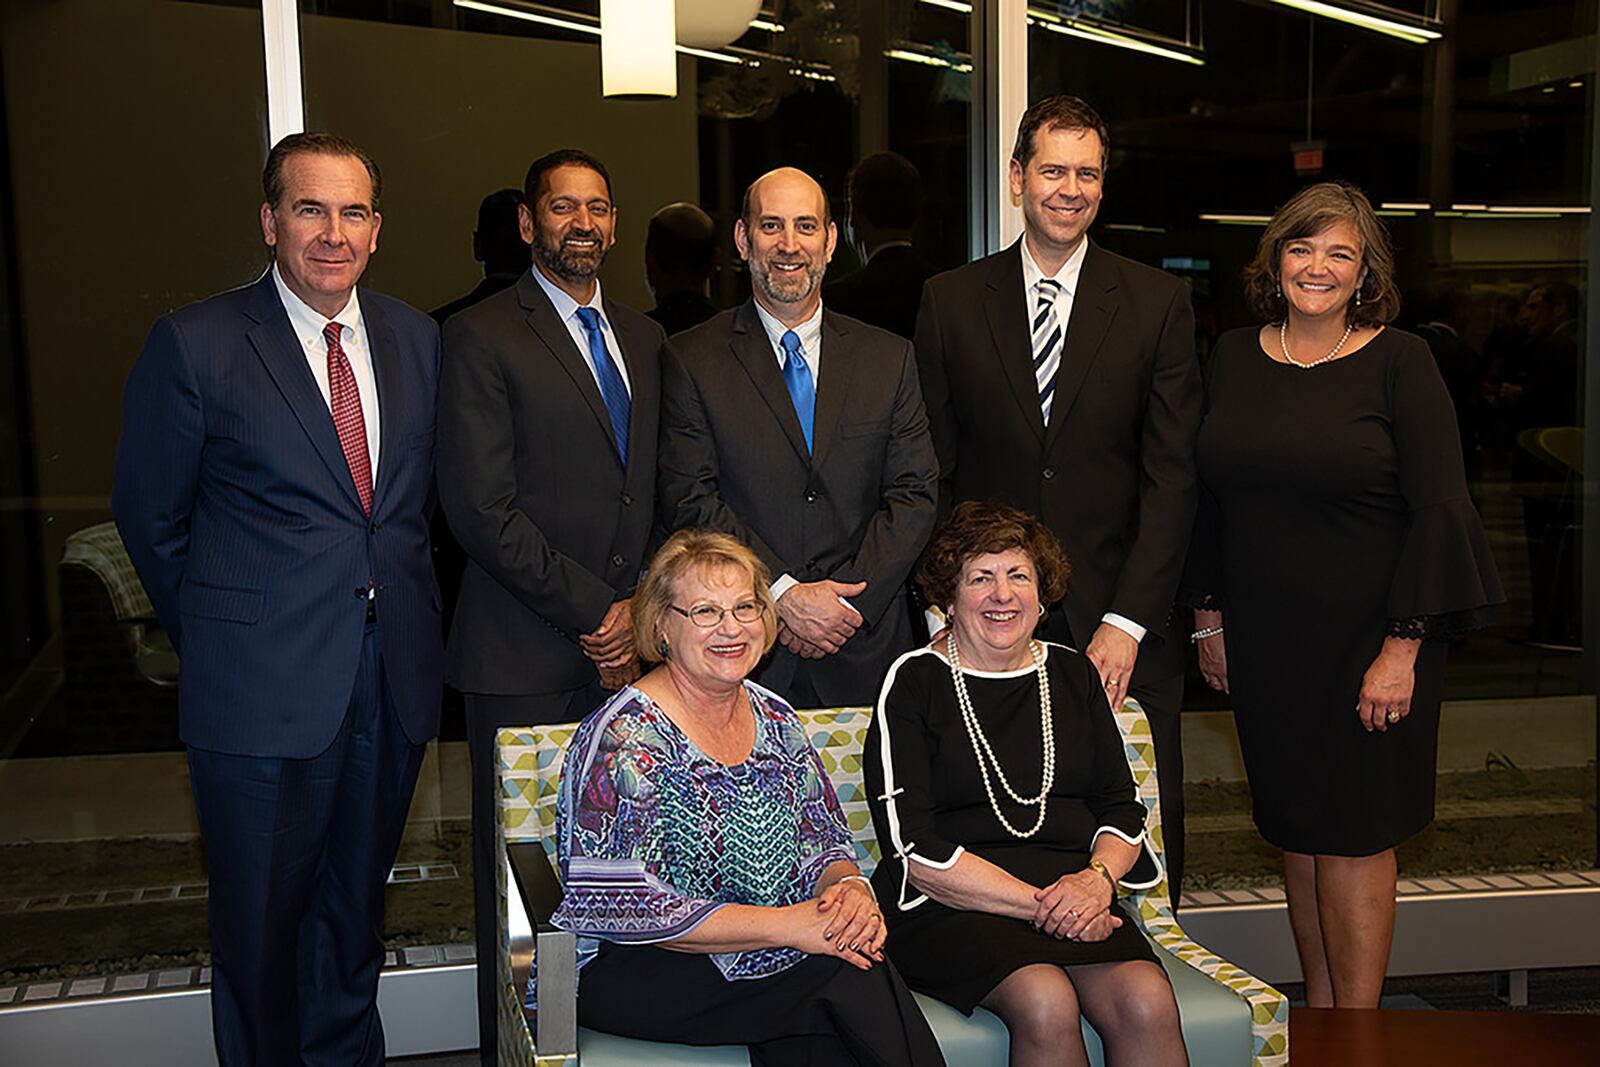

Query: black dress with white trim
<box><xmin>863</xmin><ymin>642</ymin><xmax>1162</xmax><ymax>1014</ymax></box>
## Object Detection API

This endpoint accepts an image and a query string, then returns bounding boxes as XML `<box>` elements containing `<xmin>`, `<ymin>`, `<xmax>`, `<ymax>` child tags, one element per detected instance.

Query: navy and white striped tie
<box><xmin>1032</xmin><ymin>278</ymin><xmax>1064</xmax><ymax>425</ymax></box>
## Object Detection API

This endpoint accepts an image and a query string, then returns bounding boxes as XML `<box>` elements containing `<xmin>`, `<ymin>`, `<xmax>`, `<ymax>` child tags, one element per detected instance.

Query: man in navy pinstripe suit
<box><xmin>113</xmin><ymin>133</ymin><xmax>443</xmax><ymax>1066</ymax></box>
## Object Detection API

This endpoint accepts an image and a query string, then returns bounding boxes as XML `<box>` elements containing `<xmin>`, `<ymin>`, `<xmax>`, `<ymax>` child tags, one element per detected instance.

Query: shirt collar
<box><xmin>531</xmin><ymin>263</ymin><xmax>607</xmax><ymax>331</ymax></box>
<box><xmin>272</xmin><ymin>263</ymin><xmax>363</xmax><ymax>346</ymax></box>
<box><xmin>1020</xmin><ymin>235</ymin><xmax>1089</xmax><ymax>299</ymax></box>
<box><xmin>751</xmin><ymin>298</ymin><xmax>823</xmax><ymax>364</ymax></box>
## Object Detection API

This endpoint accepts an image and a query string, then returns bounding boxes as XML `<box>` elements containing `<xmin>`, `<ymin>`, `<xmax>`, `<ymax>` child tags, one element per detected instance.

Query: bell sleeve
<box><xmin>552</xmin><ymin>696</ymin><xmax>724</xmax><ymax>947</ymax></box>
<box><xmin>1385</xmin><ymin>341</ymin><xmax>1505</xmax><ymax>639</ymax></box>
<box><xmin>1080</xmin><ymin>656</ymin><xmax>1163</xmax><ymax>891</ymax></box>
<box><xmin>864</xmin><ymin>652</ymin><xmax>965</xmax><ymax>911</ymax></box>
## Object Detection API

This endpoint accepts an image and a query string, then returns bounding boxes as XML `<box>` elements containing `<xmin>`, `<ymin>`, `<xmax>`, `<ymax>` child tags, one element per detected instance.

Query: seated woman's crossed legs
<box><xmin>981</xmin><ymin>960</ymin><xmax>1187</xmax><ymax>1067</ymax></box>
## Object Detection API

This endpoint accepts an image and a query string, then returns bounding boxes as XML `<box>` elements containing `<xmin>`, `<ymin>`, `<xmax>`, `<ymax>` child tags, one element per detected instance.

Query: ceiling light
<box><xmin>1380</xmin><ymin>201</ymin><xmax>1430</xmax><ymax>210</ymax></box>
<box><xmin>1264</xmin><ymin>0</ymin><xmax>1441</xmax><ymax>45</ymax></box>
<box><xmin>600</xmin><ymin>0</ymin><xmax>676</xmax><ymax>97</ymax></box>
<box><xmin>1199</xmin><ymin>214</ymin><xmax>1272</xmax><ymax>225</ymax></box>
<box><xmin>1030</xmin><ymin>10</ymin><xmax>1206</xmax><ymax>65</ymax></box>
<box><xmin>885</xmin><ymin>47</ymin><xmax>973</xmax><ymax>73</ymax></box>
<box><xmin>748</xmin><ymin>18</ymin><xmax>785</xmax><ymax>33</ymax></box>
<box><xmin>455</xmin><ymin>0</ymin><xmax>598</xmax><ymax>36</ymax></box>
<box><xmin>919</xmin><ymin>0</ymin><xmax>974</xmax><ymax>12</ymax></box>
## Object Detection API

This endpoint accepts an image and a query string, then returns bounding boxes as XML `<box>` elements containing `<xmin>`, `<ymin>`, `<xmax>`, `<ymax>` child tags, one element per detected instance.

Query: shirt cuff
<box><xmin>1101</xmin><ymin>612</ymin><xmax>1147</xmax><ymax>643</ymax></box>
<box><xmin>771</xmin><ymin>573</ymin><xmax>800</xmax><ymax>602</ymax></box>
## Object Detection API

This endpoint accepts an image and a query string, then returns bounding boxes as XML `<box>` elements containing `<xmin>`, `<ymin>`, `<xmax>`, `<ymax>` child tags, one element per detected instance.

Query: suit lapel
<box><xmin>730</xmin><ymin>301</ymin><xmax>811</xmax><ymax>464</ymax></box>
<box><xmin>364</xmin><ymin>294</ymin><xmax>401</xmax><ymax>514</ymax></box>
<box><xmin>1043</xmin><ymin>242</ymin><xmax>1119</xmax><ymax>452</ymax></box>
<box><xmin>983</xmin><ymin>244</ymin><xmax>1045</xmax><ymax>445</ymax></box>
<box><xmin>810</xmin><ymin>311</ymin><xmax>856</xmax><ymax>469</ymax></box>
<box><xmin>519</xmin><ymin>272</ymin><xmax>622</xmax><ymax>466</ymax></box>
<box><xmin>244</xmin><ymin>276</ymin><xmax>365</xmax><ymax>514</ymax></box>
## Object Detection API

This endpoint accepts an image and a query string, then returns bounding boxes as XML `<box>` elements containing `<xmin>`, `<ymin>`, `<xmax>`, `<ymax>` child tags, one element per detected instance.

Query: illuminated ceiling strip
<box><xmin>455</xmin><ymin>0</ymin><xmax>745</xmax><ymax>63</ymax></box>
<box><xmin>885</xmin><ymin>47</ymin><xmax>973</xmax><ymax>73</ymax></box>
<box><xmin>1028</xmin><ymin>8</ymin><xmax>1205</xmax><ymax>66</ymax></box>
<box><xmin>1199</xmin><ymin>214</ymin><xmax>1272</xmax><ymax>225</ymax></box>
<box><xmin>748</xmin><ymin>18</ymin><xmax>785</xmax><ymax>33</ymax></box>
<box><xmin>1380</xmin><ymin>201</ymin><xmax>1431</xmax><ymax>210</ymax></box>
<box><xmin>1485</xmin><ymin>205</ymin><xmax>1591</xmax><ymax>214</ymax></box>
<box><xmin>919</xmin><ymin>0</ymin><xmax>975</xmax><ymax>12</ymax></box>
<box><xmin>1263</xmin><ymin>0</ymin><xmax>1440</xmax><ymax>45</ymax></box>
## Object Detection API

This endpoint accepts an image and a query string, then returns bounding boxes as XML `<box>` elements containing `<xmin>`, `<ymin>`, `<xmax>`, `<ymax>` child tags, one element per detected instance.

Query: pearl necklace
<box><xmin>1280</xmin><ymin>319</ymin><xmax>1353</xmax><ymax>369</ymax></box>
<box><xmin>945</xmin><ymin>633</ymin><xmax>1055</xmax><ymax>839</ymax></box>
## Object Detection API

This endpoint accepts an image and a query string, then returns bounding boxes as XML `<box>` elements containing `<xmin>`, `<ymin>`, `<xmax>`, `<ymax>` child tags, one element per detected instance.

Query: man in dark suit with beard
<box><xmin>914</xmin><ymin>96</ymin><xmax>1201</xmax><ymax>899</ymax></box>
<box><xmin>658</xmin><ymin>167</ymin><xmax>937</xmax><ymax>707</ymax></box>
<box><xmin>437</xmin><ymin>148</ymin><xmax>664</xmax><ymax>1064</ymax></box>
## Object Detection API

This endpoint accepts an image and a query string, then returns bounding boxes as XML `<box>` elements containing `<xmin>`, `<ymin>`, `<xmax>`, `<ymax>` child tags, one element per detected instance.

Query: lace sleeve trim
<box><xmin>1386</xmin><ymin>607</ymin><xmax>1491</xmax><ymax>642</ymax></box>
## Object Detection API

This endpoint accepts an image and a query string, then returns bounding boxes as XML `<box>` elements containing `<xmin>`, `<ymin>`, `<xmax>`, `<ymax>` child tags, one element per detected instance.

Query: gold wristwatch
<box><xmin>1089</xmin><ymin>859</ymin><xmax>1119</xmax><ymax>897</ymax></box>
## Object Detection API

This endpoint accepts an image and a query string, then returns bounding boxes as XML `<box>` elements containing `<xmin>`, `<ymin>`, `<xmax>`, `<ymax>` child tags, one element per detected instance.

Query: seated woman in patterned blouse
<box><xmin>550</xmin><ymin>528</ymin><xmax>945</xmax><ymax>1067</ymax></box>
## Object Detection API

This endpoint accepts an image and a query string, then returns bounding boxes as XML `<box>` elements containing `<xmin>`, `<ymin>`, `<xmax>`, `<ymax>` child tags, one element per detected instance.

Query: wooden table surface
<box><xmin>1288</xmin><ymin>1007</ymin><xmax>1600</xmax><ymax>1066</ymax></box>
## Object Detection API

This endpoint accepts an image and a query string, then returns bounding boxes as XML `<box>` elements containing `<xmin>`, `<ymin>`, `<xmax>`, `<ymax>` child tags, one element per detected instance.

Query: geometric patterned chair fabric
<box><xmin>496</xmin><ymin>699</ymin><xmax>1289</xmax><ymax>1067</ymax></box>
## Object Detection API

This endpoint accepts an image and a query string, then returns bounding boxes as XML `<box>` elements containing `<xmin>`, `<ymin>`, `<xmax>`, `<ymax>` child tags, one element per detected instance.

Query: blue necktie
<box><xmin>780</xmin><ymin>329</ymin><xmax>816</xmax><ymax>454</ymax></box>
<box><xmin>575</xmin><ymin>306</ymin><xmax>631</xmax><ymax>465</ymax></box>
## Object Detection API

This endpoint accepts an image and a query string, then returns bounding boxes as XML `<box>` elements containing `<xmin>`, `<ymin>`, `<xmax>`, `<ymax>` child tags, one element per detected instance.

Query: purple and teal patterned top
<box><xmin>549</xmin><ymin>681</ymin><xmax>856</xmax><ymax>989</ymax></box>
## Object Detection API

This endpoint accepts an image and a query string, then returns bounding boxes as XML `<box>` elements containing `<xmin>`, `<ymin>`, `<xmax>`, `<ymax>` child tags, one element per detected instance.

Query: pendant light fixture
<box><xmin>601</xmin><ymin>0</ymin><xmax>677</xmax><ymax>98</ymax></box>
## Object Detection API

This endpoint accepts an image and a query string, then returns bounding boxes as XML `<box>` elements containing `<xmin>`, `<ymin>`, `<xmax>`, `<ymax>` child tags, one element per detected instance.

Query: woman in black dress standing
<box><xmin>867</xmin><ymin>502</ymin><xmax>1185</xmax><ymax>1067</ymax></box>
<box><xmin>1185</xmin><ymin>182</ymin><xmax>1502</xmax><ymax>1008</ymax></box>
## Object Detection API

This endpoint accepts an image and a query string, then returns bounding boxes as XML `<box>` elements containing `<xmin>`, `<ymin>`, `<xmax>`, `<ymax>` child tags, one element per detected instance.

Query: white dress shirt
<box><xmin>1018</xmin><ymin>240</ymin><xmax>1146</xmax><ymax>645</ymax></box>
<box><xmin>749</xmin><ymin>300</ymin><xmax>846</xmax><ymax>610</ymax></box>
<box><xmin>272</xmin><ymin>265</ymin><xmax>381</xmax><ymax>478</ymax></box>
<box><xmin>530</xmin><ymin>265</ymin><xmax>633</xmax><ymax>397</ymax></box>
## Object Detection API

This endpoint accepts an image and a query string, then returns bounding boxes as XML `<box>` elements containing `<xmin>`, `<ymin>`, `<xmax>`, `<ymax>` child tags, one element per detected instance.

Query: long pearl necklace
<box><xmin>945</xmin><ymin>632</ymin><xmax>1055</xmax><ymax>839</ymax></box>
<box><xmin>1280</xmin><ymin>319</ymin><xmax>1353</xmax><ymax>369</ymax></box>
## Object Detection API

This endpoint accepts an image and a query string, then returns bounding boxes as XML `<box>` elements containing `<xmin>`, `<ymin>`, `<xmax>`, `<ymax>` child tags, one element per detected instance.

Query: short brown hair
<box><xmin>1243</xmin><ymin>181</ymin><xmax>1400</xmax><ymax>327</ymax></box>
<box><xmin>263</xmin><ymin>132</ymin><xmax>382</xmax><ymax>211</ymax></box>
<box><xmin>633</xmin><ymin>529</ymin><xmax>778</xmax><ymax>665</ymax></box>
<box><xmin>1012</xmin><ymin>95</ymin><xmax>1110</xmax><ymax>170</ymax></box>
<box><xmin>918</xmin><ymin>502</ymin><xmax>1071</xmax><ymax>612</ymax></box>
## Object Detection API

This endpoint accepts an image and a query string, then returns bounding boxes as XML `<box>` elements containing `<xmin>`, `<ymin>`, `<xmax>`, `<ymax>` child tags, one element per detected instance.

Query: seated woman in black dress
<box><xmin>1185</xmin><ymin>181</ymin><xmax>1502</xmax><ymax>1007</ymax></box>
<box><xmin>551</xmin><ymin>529</ymin><xmax>945</xmax><ymax>1067</ymax></box>
<box><xmin>865</xmin><ymin>502</ymin><xmax>1186</xmax><ymax>1067</ymax></box>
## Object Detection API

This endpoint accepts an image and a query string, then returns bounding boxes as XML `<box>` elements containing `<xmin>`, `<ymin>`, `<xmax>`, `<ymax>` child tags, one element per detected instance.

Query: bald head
<box><xmin>735</xmin><ymin>167</ymin><xmax>837</xmax><ymax>326</ymax></box>
<box><xmin>741</xmin><ymin>167</ymin><xmax>832</xmax><ymax>230</ymax></box>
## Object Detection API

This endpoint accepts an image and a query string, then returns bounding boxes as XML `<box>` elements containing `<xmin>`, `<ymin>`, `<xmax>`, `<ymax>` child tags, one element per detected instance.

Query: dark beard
<box><xmin>534</xmin><ymin>228</ymin><xmax>606</xmax><ymax>283</ymax></box>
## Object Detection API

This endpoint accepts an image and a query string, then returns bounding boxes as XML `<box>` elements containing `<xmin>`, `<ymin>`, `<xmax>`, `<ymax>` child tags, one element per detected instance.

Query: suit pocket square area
<box><xmin>179</xmin><ymin>582</ymin><xmax>264</xmax><ymax>624</ymax></box>
<box><xmin>839</xmin><ymin>418</ymin><xmax>890</xmax><ymax>438</ymax></box>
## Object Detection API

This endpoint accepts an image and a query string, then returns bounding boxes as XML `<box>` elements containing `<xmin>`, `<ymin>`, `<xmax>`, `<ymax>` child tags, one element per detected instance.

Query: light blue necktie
<box><xmin>780</xmin><ymin>329</ymin><xmax>816</xmax><ymax>454</ymax></box>
<box><xmin>575</xmin><ymin>306</ymin><xmax>631</xmax><ymax>465</ymax></box>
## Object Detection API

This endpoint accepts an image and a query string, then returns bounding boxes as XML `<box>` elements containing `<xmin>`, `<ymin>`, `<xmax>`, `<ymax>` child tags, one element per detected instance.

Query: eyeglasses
<box><xmin>668</xmin><ymin>601</ymin><xmax>763</xmax><ymax>628</ymax></box>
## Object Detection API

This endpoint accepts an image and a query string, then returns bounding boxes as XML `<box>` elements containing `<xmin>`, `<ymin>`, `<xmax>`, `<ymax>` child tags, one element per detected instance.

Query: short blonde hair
<box><xmin>633</xmin><ymin>529</ymin><xmax>778</xmax><ymax>665</ymax></box>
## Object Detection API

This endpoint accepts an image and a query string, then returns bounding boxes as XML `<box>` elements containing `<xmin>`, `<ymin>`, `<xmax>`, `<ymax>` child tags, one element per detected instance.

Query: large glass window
<box><xmin>1029</xmin><ymin>0</ymin><xmax>1597</xmax><ymax>889</ymax></box>
<box><xmin>0</xmin><ymin>0</ymin><xmax>270</xmax><ymax>990</ymax></box>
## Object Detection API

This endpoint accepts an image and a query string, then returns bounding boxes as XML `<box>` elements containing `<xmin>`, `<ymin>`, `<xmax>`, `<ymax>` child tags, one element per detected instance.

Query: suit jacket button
<box><xmin>611</xmin><ymin>553</ymin><xmax>626</xmax><ymax>567</ymax></box>
<box><xmin>1042</xmin><ymin>467</ymin><xmax>1056</xmax><ymax>480</ymax></box>
<box><xmin>804</xmin><ymin>490</ymin><xmax>818</xmax><ymax>503</ymax></box>
<box><xmin>621</xmin><ymin>493</ymin><xmax>633</xmax><ymax>506</ymax></box>
<box><xmin>353</xmin><ymin>588</ymin><xmax>366</xmax><ymax>599</ymax></box>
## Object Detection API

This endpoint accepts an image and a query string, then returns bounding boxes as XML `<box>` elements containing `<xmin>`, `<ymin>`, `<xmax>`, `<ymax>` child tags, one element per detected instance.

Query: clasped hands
<box><xmin>787</xmin><ymin>877</ymin><xmax>885</xmax><ymax>971</ymax></box>
<box><xmin>1032</xmin><ymin>868</ymin><xmax>1119</xmax><ymax>943</ymax></box>
<box><xmin>579</xmin><ymin>598</ymin><xmax>640</xmax><ymax>691</ymax></box>
<box><xmin>776</xmin><ymin>579</ymin><xmax>867</xmax><ymax>660</ymax></box>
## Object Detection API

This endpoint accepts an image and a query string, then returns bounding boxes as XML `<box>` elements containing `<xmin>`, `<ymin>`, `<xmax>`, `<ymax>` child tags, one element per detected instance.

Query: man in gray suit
<box><xmin>437</xmin><ymin>148</ymin><xmax>665</xmax><ymax>1065</ymax></box>
<box><xmin>658</xmin><ymin>167</ymin><xmax>938</xmax><ymax>707</ymax></box>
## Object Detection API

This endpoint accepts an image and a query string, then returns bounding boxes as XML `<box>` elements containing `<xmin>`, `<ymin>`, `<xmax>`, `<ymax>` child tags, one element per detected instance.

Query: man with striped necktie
<box><xmin>913</xmin><ymin>96</ymin><xmax>1202</xmax><ymax>901</ymax></box>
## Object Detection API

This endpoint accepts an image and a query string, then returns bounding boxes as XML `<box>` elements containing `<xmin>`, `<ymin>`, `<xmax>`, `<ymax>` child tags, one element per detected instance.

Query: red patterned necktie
<box><xmin>323</xmin><ymin>321</ymin><xmax>373</xmax><ymax>516</ymax></box>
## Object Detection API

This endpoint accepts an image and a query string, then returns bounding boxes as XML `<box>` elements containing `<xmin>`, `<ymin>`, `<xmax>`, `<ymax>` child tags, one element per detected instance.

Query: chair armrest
<box><xmin>505</xmin><ymin>842</ymin><xmax>577</xmax><ymax>1063</ymax></box>
<box><xmin>1133</xmin><ymin>910</ymin><xmax>1289</xmax><ymax>1067</ymax></box>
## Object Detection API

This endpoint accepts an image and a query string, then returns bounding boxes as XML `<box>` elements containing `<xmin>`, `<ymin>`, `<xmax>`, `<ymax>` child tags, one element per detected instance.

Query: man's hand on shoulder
<box><xmin>776</xmin><ymin>580</ymin><xmax>867</xmax><ymax>655</ymax></box>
